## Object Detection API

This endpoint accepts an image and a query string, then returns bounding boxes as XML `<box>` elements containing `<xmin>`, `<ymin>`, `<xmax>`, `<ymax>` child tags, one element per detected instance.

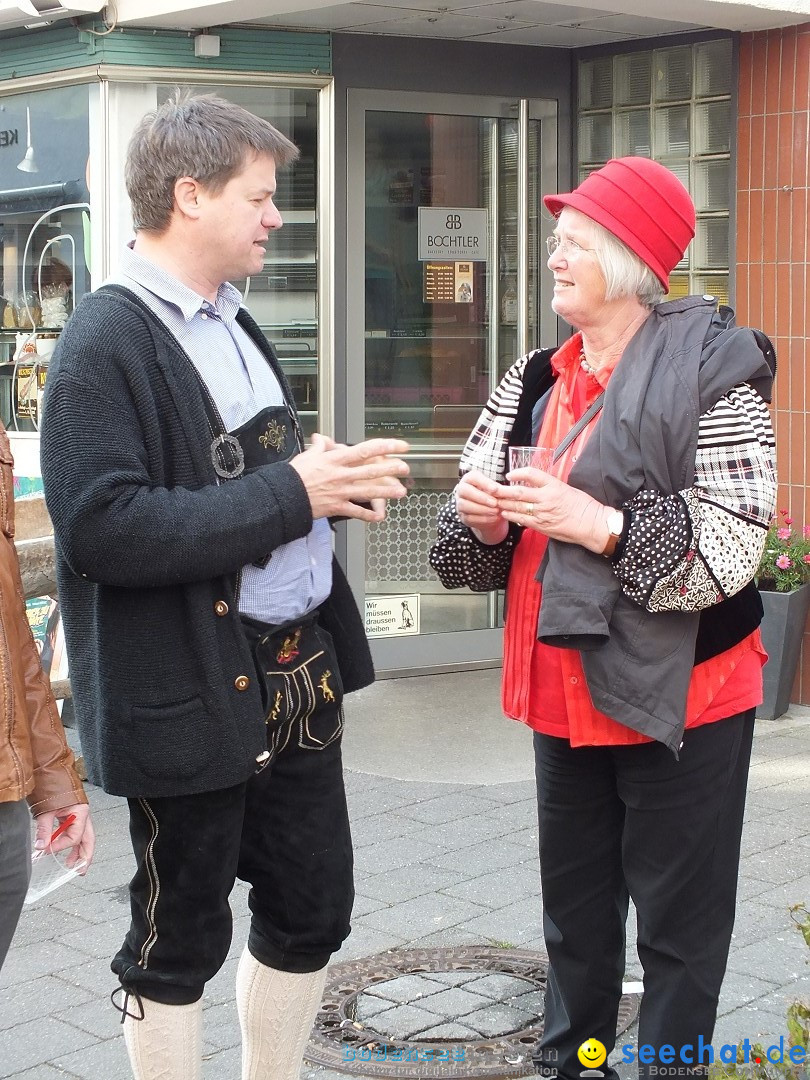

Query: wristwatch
<box><xmin>601</xmin><ymin>509</ymin><xmax>626</xmax><ymax>558</ymax></box>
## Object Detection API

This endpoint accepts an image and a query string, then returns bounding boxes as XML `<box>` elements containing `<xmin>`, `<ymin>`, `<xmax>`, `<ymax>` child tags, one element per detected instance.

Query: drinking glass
<box><xmin>508</xmin><ymin>445</ymin><xmax>554</xmax><ymax>476</ymax></box>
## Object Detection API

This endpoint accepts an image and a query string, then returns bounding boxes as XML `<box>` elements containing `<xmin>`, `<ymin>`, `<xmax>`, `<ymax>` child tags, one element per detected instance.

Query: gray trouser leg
<box><xmin>0</xmin><ymin>799</ymin><xmax>32</xmax><ymax>971</ymax></box>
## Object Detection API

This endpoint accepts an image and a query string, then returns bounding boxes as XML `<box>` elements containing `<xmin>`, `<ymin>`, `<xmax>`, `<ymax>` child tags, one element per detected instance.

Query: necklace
<box><xmin>580</xmin><ymin>350</ymin><xmax>598</xmax><ymax>376</ymax></box>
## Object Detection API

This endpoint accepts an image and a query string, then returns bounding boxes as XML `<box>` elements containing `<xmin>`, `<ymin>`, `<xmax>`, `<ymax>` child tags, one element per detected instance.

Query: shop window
<box><xmin>0</xmin><ymin>84</ymin><xmax>91</xmax><ymax>434</ymax></box>
<box><xmin>153</xmin><ymin>83</ymin><xmax>321</xmax><ymax>437</ymax></box>
<box><xmin>578</xmin><ymin>38</ymin><xmax>732</xmax><ymax>303</ymax></box>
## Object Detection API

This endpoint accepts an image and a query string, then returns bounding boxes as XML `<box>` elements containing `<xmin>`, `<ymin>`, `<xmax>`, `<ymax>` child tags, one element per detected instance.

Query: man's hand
<box><xmin>33</xmin><ymin>803</ymin><xmax>95</xmax><ymax>873</ymax></box>
<box><xmin>291</xmin><ymin>434</ymin><xmax>410</xmax><ymax>523</ymax></box>
<box><xmin>456</xmin><ymin>471</ymin><xmax>509</xmax><ymax>545</ymax></box>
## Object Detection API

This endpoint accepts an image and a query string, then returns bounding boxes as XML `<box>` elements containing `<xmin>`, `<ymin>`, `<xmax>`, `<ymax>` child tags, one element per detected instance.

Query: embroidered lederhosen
<box><xmin>202</xmin><ymin>394</ymin><xmax>343</xmax><ymax>759</ymax></box>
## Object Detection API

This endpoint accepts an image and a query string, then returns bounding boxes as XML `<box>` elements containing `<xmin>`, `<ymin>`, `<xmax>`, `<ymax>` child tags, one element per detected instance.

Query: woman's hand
<box><xmin>34</xmin><ymin>803</ymin><xmax>95</xmax><ymax>872</ymax></box>
<box><xmin>496</xmin><ymin>467</ymin><xmax>612</xmax><ymax>553</ymax></box>
<box><xmin>456</xmin><ymin>471</ymin><xmax>509</xmax><ymax>545</ymax></box>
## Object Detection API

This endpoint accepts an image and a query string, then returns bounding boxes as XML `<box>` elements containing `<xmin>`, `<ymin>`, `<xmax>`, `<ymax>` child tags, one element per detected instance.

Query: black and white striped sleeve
<box><xmin>612</xmin><ymin>382</ymin><xmax>777</xmax><ymax>612</ymax></box>
<box><xmin>429</xmin><ymin>354</ymin><xmax>531</xmax><ymax>590</ymax></box>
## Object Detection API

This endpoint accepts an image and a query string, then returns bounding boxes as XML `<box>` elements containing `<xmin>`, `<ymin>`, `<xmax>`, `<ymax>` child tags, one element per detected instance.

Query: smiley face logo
<box><xmin>577</xmin><ymin>1039</ymin><xmax>607</xmax><ymax>1070</ymax></box>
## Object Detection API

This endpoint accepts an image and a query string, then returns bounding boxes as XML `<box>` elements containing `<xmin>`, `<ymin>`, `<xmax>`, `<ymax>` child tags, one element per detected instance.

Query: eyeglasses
<box><xmin>545</xmin><ymin>235</ymin><xmax>597</xmax><ymax>259</ymax></box>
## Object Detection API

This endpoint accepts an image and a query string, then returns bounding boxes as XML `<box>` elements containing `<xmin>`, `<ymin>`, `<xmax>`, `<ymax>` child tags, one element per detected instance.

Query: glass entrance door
<box><xmin>346</xmin><ymin>90</ymin><xmax>557</xmax><ymax>674</ymax></box>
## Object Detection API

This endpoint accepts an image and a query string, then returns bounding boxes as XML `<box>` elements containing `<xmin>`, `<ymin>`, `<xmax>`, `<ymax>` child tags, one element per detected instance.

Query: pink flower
<box><xmin>780</xmin><ymin>508</ymin><xmax>789</xmax><ymax>516</ymax></box>
<box><xmin>804</xmin><ymin>554</ymin><xmax>810</xmax><ymax>564</ymax></box>
<box><xmin>785</xmin><ymin>517</ymin><xmax>794</xmax><ymax>525</ymax></box>
<box><xmin>777</xmin><ymin>527</ymin><xmax>792</xmax><ymax>540</ymax></box>
<box><xmin>776</xmin><ymin>555</ymin><xmax>792</xmax><ymax>569</ymax></box>
<box><xmin>804</xmin><ymin>526</ymin><xmax>810</xmax><ymax>539</ymax></box>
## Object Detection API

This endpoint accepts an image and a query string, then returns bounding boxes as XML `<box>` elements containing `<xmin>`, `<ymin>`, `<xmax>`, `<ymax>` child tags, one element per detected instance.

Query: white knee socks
<box><xmin>236</xmin><ymin>947</ymin><xmax>327</xmax><ymax>1080</ymax></box>
<box><xmin>122</xmin><ymin>997</ymin><xmax>202</xmax><ymax>1080</ymax></box>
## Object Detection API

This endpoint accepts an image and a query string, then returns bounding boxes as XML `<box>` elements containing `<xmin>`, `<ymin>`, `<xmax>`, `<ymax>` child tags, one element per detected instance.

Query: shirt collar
<box><xmin>118</xmin><ymin>243</ymin><xmax>244</xmax><ymax>325</ymax></box>
<box><xmin>551</xmin><ymin>331</ymin><xmax>620</xmax><ymax>390</ymax></box>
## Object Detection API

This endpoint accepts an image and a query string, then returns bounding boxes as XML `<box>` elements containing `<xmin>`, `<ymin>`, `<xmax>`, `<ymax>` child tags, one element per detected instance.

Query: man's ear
<box><xmin>175</xmin><ymin>176</ymin><xmax>202</xmax><ymax>219</ymax></box>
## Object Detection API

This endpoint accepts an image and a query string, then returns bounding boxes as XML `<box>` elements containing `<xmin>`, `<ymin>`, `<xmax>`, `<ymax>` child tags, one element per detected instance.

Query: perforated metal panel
<box><xmin>367</xmin><ymin>491</ymin><xmax>450</xmax><ymax>585</ymax></box>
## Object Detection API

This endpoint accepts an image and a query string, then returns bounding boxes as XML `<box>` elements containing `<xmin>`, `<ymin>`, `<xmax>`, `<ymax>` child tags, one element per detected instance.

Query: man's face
<box><xmin>196</xmin><ymin>152</ymin><xmax>282</xmax><ymax>284</ymax></box>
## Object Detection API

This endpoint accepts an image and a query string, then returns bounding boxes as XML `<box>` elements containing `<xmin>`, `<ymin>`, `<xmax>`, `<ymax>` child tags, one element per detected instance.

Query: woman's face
<box><xmin>547</xmin><ymin>207</ymin><xmax>608</xmax><ymax>330</ymax></box>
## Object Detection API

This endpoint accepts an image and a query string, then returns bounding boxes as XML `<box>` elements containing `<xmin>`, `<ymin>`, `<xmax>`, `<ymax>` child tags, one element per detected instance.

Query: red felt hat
<box><xmin>543</xmin><ymin>157</ymin><xmax>696</xmax><ymax>290</ymax></box>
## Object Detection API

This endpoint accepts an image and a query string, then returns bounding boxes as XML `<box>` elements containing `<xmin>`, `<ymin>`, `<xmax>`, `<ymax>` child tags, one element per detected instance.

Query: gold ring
<box><xmin>523</xmin><ymin>502</ymin><xmax>534</xmax><ymax>516</ymax></box>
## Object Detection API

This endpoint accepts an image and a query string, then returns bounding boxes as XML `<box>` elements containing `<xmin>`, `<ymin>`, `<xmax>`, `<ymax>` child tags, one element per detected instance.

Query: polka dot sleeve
<box><xmin>429</xmin><ymin>492</ymin><xmax>517</xmax><ymax>592</ymax></box>
<box><xmin>613</xmin><ymin>382</ymin><xmax>776</xmax><ymax>613</ymax></box>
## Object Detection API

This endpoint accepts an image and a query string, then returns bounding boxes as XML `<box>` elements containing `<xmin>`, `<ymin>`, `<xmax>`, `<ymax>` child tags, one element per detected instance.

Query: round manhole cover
<box><xmin>306</xmin><ymin>945</ymin><xmax>639</xmax><ymax>1078</ymax></box>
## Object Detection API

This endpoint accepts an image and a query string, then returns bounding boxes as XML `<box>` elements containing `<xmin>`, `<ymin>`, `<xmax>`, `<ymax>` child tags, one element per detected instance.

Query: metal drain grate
<box><xmin>306</xmin><ymin>945</ymin><xmax>639</xmax><ymax>1078</ymax></box>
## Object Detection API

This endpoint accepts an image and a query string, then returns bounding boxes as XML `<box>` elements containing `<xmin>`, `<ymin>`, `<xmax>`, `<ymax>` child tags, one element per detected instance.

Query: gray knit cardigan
<box><xmin>41</xmin><ymin>287</ymin><xmax>373</xmax><ymax>798</ymax></box>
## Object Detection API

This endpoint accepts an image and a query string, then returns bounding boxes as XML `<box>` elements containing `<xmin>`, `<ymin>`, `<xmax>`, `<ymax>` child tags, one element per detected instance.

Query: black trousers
<box><xmin>112</xmin><ymin>619</ymin><xmax>353</xmax><ymax>1006</ymax></box>
<box><xmin>533</xmin><ymin>710</ymin><xmax>755</xmax><ymax>1080</ymax></box>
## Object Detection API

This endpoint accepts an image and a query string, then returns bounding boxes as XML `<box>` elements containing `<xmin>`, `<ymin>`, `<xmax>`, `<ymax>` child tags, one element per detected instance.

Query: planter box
<box><xmin>756</xmin><ymin>583</ymin><xmax>810</xmax><ymax>720</ymax></box>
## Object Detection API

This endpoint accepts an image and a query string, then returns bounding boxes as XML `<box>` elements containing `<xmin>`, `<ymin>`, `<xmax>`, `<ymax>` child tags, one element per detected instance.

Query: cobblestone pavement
<box><xmin>1</xmin><ymin>671</ymin><xmax>808</xmax><ymax>1079</ymax></box>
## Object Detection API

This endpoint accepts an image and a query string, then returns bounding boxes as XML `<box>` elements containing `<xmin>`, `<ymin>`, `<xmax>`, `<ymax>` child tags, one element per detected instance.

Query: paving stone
<box><xmin>427</xmin><ymin>839</ymin><xmax>533</xmax><ymax>876</ymax></box>
<box><xmin>364</xmin><ymin>974</ymin><xmax>447</xmax><ymax>1004</ymax></box>
<box><xmin>397</xmin><ymin>792</ymin><xmax>498</xmax><ymax>825</ymax></box>
<box><xmin>425</xmin><ymin>970</ymin><xmax>494</xmax><ymax>987</ymax></box>
<box><xmin>358</xmin><ymin>863</ymin><xmax>463</xmax><ymax>904</ymax></box>
<box><xmin>202</xmin><ymin>1043</ymin><xmax>241</xmax><ymax>1079</ymax></box>
<box><xmin>416</xmin><ymin>1021</ymin><xmax>486</xmax><ymax>1039</ymax></box>
<box><xmin>0</xmin><ymin>940</ymin><xmax>89</xmax><ymax>990</ymax></box>
<box><xmin>57</xmin><ymin>914</ymin><xmax>134</xmax><ymax>961</ymax></box>
<box><xmin>351</xmin><ymin>812</ymin><xmax>425</xmax><ymax>848</ymax></box>
<box><xmin>55</xmin><ymin>998</ymin><xmax>122</xmax><ymax>1042</ymax></box>
<box><xmin>725</xmin><ymin>932</ymin><xmax>808</xmax><ymax>981</ymax></box>
<box><xmin>746</xmin><ymin>778</ymin><xmax>810</xmax><ymax>811</ymax></box>
<box><xmin>508</xmin><ymin>827</ymin><xmax>541</xmax><ymax>850</ymax></box>
<box><xmin>54</xmin><ymin>1032</ymin><xmax>150</xmax><ymax>1080</ymax></box>
<box><xmin>463</xmin><ymin>973</ymin><xmax>537</xmax><ymax>1001</ymax></box>
<box><xmin>715</xmin><ymin>971</ymin><xmax>782</xmax><ymax>1016</ymax></box>
<box><xmin>350</xmin><ymin>892</ymin><xmax>388</xmax><ymax>918</ymax></box>
<box><xmin>0</xmin><ymin>975</ymin><xmax>93</xmax><ymax>1031</ymax></box>
<box><xmin>64</xmin><ymin>854</ymin><xmax>135</xmax><ymax>896</ymax></box>
<box><xmin>1</xmin><ymin>1067</ymin><xmax>82</xmax><ymax>1079</ymax></box>
<box><xmin>745</xmin><ymin>873</ymin><xmax>810</xmax><ymax>908</ymax></box>
<box><xmin>472</xmin><ymin>781</ymin><xmax>535</xmax><ymax>803</ymax></box>
<box><xmin>332</xmin><ymin>926</ymin><xmax>408</xmax><ymax>962</ymax></box>
<box><xmin>201</xmin><ymin>999</ymin><xmax>241</xmax><ymax>1054</ymax></box>
<box><xmin>9</xmin><ymin>905</ymin><xmax>95</xmax><ymax>950</ymax></box>
<box><xmin>511</xmin><ymin>989</ymin><xmax>545</xmax><ymax>1016</ymax></box>
<box><xmin>0</xmin><ymin>1016</ymin><xmax>96</xmax><ymax>1077</ymax></box>
<box><xmin>460</xmin><ymin>1002</ymin><xmax>537</xmax><ymax>1038</ymax></box>
<box><xmin>453</xmin><ymin>897</ymin><xmax>541</xmax><ymax>947</ymax></box>
<box><xmin>407</xmin><ymin>927</ymin><xmax>490</xmax><ymax>949</ymax></box>
<box><xmin>416</xmin><ymin>984</ymin><xmax>494</xmax><ymax>1018</ymax></box>
<box><xmin>442</xmin><ymin>864</ymin><xmax>540</xmax><ymax>910</ymax></box>
<box><xmin>405</xmin><ymin>813</ymin><xmax>519</xmax><ymax>851</ymax></box>
<box><xmin>370</xmin><ymin>1002</ymin><xmax>442</xmax><ymax>1039</ymax></box>
<box><xmin>355</xmin><ymin>993</ymin><xmax>397</xmax><ymax>1020</ymax></box>
<box><xmin>352</xmin><ymin>835</ymin><xmax>446</xmax><ymax>875</ymax></box>
<box><xmin>361</xmin><ymin>891</ymin><xmax>487</xmax><ymax>938</ymax></box>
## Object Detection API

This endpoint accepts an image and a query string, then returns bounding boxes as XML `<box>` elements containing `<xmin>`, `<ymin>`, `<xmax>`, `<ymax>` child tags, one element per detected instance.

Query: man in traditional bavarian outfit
<box><xmin>41</xmin><ymin>92</ymin><xmax>410</xmax><ymax>1080</ymax></box>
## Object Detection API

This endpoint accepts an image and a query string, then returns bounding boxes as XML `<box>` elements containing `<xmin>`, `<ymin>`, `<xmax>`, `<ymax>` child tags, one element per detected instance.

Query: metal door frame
<box><xmin>345</xmin><ymin>88</ymin><xmax>557</xmax><ymax>676</ymax></box>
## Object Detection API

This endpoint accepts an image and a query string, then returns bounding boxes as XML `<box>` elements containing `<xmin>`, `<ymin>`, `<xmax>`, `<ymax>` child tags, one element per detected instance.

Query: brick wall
<box><xmin>735</xmin><ymin>23</ymin><xmax>810</xmax><ymax>704</ymax></box>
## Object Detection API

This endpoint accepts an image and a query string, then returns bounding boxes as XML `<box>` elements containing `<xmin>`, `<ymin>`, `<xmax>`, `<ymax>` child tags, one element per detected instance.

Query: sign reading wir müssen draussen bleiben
<box><xmin>418</xmin><ymin>208</ymin><xmax>488</xmax><ymax>261</ymax></box>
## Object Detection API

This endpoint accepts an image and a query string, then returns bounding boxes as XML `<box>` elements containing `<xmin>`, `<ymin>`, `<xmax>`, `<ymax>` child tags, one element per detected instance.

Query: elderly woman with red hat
<box><xmin>431</xmin><ymin>157</ymin><xmax>777</xmax><ymax>1078</ymax></box>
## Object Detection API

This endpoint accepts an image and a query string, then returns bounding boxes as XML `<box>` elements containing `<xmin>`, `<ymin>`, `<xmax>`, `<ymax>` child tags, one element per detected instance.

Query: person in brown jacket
<box><xmin>0</xmin><ymin>424</ymin><xmax>95</xmax><ymax>971</ymax></box>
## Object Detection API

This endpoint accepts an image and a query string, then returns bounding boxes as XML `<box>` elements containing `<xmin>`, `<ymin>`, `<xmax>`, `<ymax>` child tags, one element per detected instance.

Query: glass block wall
<box><xmin>578</xmin><ymin>39</ymin><xmax>733</xmax><ymax>304</ymax></box>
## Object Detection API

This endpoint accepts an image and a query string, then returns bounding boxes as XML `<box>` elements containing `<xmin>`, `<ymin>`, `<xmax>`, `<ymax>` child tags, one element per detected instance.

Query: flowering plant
<box><xmin>756</xmin><ymin>509</ymin><xmax>810</xmax><ymax>592</ymax></box>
